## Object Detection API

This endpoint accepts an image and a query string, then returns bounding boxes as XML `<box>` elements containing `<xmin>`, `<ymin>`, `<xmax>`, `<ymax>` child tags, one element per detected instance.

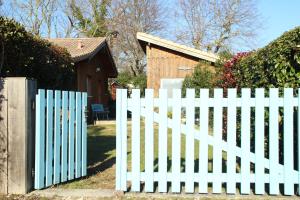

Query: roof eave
<box><xmin>137</xmin><ymin>32</ymin><xmax>219</xmax><ymax>63</ymax></box>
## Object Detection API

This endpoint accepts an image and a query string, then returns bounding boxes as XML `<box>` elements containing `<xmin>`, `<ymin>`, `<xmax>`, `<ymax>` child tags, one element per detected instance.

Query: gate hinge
<box><xmin>32</xmin><ymin>168</ymin><xmax>35</xmax><ymax>178</ymax></box>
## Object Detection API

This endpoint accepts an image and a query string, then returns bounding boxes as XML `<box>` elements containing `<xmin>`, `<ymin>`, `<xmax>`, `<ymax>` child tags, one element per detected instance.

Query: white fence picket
<box><xmin>226</xmin><ymin>89</ymin><xmax>237</xmax><ymax>194</ymax></box>
<box><xmin>131</xmin><ymin>89</ymin><xmax>141</xmax><ymax>192</ymax></box>
<box><xmin>199</xmin><ymin>89</ymin><xmax>209</xmax><ymax>193</ymax></box>
<box><xmin>158</xmin><ymin>89</ymin><xmax>168</xmax><ymax>193</ymax></box>
<box><xmin>120</xmin><ymin>90</ymin><xmax>128</xmax><ymax>190</ymax></box>
<box><xmin>255</xmin><ymin>88</ymin><xmax>264</xmax><ymax>194</ymax></box>
<box><xmin>283</xmin><ymin>88</ymin><xmax>294</xmax><ymax>195</ymax></box>
<box><xmin>269</xmin><ymin>88</ymin><xmax>279</xmax><ymax>195</ymax></box>
<box><xmin>185</xmin><ymin>89</ymin><xmax>195</xmax><ymax>193</ymax></box>
<box><xmin>171</xmin><ymin>89</ymin><xmax>181</xmax><ymax>193</ymax></box>
<box><xmin>115</xmin><ymin>88</ymin><xmax>300</xmax><ymax>196</ymax></box>
<box><xmin>145</xmin><ymin>89</ymin><xmax>154</xmax><ymax>192</ymax></box>
<box><xmin>241</xmin><ymin>88</ymin><xmax>251</xmax><ymax>194</ymax></box>
<box><xmin>212</xmin><ymin>89</ymin><xmax>223</xmax><ymax>194</ymax></box>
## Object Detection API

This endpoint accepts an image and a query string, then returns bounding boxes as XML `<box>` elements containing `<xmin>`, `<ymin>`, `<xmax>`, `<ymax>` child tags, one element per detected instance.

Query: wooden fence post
<box><xmin>0</xmin><ymin>78</ymin><xmax>36</xmax><ymax>194</ymax></box>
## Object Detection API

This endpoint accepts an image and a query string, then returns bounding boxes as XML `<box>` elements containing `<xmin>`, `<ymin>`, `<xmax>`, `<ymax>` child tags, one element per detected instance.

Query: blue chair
<box><xmin>91</xmin><ymin>104</ymin><xmax>109</xmax><ymax>120</ymax></box>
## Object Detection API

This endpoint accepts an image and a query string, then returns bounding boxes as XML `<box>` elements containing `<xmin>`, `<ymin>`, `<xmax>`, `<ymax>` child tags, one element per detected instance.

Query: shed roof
<box><xmin>137</xmin><ymin>32</ymin><xmax>219</xmax><ymax>63</ymax></box>
<box><xmin>47</xmin><ymin>37</ymin><xmax>107</xmax><ymax>62</ymax></box>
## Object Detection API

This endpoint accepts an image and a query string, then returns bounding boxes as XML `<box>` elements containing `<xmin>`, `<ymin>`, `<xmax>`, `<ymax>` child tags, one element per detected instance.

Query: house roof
<box><xmin>137</xmin><ymin>32</ymin><xmax>219</xmax><ymax>63</ymax></box>
<box><xmin>47</xmin><ymin>37</ymin><xmax>107</xmax><ymax>62</ymax></box>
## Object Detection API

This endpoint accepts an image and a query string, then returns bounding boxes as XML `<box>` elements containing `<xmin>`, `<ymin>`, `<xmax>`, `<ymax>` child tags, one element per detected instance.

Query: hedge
<box><xmin>233</xmin><ymin>26</ymin><xmax>300</xmax><ymax>89</ymax></box>
<box><xmin>0</xmin><ymin>17</ymin><xmax>75</xmax><ymax>90</ymax></box>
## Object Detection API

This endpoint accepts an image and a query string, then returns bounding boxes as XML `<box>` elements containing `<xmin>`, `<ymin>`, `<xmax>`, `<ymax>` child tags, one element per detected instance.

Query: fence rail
<box><xmin>116</xmin><ymin>88</ymin><xmax>300</xmax><ymax>195</ymax></box>
<box><xmin>34</xmin><ymin>89</ymin><xmax>87</xmax><ymax>189</ymax></box>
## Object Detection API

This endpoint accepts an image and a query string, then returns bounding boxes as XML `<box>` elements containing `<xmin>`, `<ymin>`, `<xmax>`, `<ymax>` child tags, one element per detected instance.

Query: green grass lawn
<box><xmin>57</xmin><ymin>120</ymin><xmax>216</xmax><ymax>190</ymax></box>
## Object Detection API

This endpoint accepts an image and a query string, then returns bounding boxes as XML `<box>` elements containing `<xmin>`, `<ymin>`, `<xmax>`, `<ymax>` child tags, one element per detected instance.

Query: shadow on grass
<box><xmin>86</xmin><ymin>126</ymin><xmax>116</xmax><ymax>176</ymax></box>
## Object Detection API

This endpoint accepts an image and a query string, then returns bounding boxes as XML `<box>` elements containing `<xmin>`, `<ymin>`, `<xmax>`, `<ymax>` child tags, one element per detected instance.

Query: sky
<box><xmin>1</xmin><ymin>0</ymin><xmax>300</xmax><ymax>51</ymax></box>
<box><xmin>256</xmin><ymin>0</ymin><xmax>300</xmax><ymax>48</ymax></box>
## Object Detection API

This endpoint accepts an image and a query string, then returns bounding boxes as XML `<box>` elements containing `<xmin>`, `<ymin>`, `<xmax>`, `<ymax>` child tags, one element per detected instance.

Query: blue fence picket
<box><xmin>68</xmin><ymin>92</ymin><xmax>75</xmax><ymax>180</ymax></box>
<box><xmin>53</xmin><ymin>91</ymin><xmax>61</xmax><ymax>184</ymax></box>
<box><xmin>82</xmin><ymin>92</ymin><xmax>87</xmax><ymax>176</ymax></box>
<box><xmin>35</xmin><ymin>89</ymin><xmax>87</xmax><ymax>189</ymax></box>
<box><xmin>34</xmin><ymin>90</ymin><xmax>45</xmax><ymax>189</ymax></box>
<box><xmin>75</xmin><ymin>92</ymin><xmax>82</xmax><ymax>178</ymax></box>
<box><xmin>61</xmin><ymin>91</ymin><xmax>68</xmax><ymax>182</ymax></box>
<box><xmin>45</xmin><ymin>90</ymin><xmax>54</xmax><ymax>187</ymax></box>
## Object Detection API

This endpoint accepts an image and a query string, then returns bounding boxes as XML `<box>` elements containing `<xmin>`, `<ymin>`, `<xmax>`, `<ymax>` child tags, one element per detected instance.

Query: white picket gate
<box><xmin>116</xmin><ymin>88</ymin><xmax>300</xmax><ymax>195</ymax></box>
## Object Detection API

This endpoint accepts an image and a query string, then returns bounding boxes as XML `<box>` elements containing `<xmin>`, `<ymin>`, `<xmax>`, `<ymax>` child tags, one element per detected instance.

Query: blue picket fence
<box><xmin>35</xmin><ymin>89</ymin><xmax>87</xmax><ymax>189</ymax></box>
<box><xmin>116</xmin><ymin>88</ymin><xmax>300</xmax><ymax>195</ymax></box>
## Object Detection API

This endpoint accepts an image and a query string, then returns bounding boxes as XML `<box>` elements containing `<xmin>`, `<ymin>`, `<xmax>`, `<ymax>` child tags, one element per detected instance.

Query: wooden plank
<box><xmin>45</xmin><ymin>90</ymin><xmax>53</xmax><ymax>187</ymax></box>
<box><xmin>115</xmin><ymin>89</ymin><xmax>122</xmax><ymax>190</ymax></box>
<box><xmin>199</xmin><ymin>89</ymin><xmax>209</xmax><ymax>193</ymax></box>
<box><xmin>185</xmin><ymin>89</ymin><xmax>195</xmax><ymax>193</ymax></box>
<box><xmin>283</xmin><ymin>88</ymin><xmax>294</xmax><ymax>195</ymax></box>
<box><xmin>68</xmin><ymin>92</ymin><xmax>75</xmax><ymax>180</ymax></box>
<box><xmin>255</xmin><ymin>89</ymin><xmax>264</xmax><ymax>194</ymax></box>
<box><xmin>241</xmin><ymin>88</ymin><xmax>250</xmax><ymax>194</ymax></box>
<box><xmin>75</xmin><ymin>92</ymin><xmax>82</xmax><ymax>178</ymax></box>
<box><xmin>158</xmin><ymin>89</ymin><xmax>168</xmax><ymax>193</ymax></box>
<box><xmin>81</xmin><ymin>92</ymin><xmax>87</xmax><ymax>176</ymax></box>
<box><xmin>145</xmin><ymin>89</ymin><xmax>154</xmax><ymax>192</ymax></box>
<box><xmin>53</xmin><ymin>91</ymin><xmax>61</xmax><ymax>184</ymax></box>
<box><xmin>171</xmin><ymin>89</ymin><xmax>181</xmax><ymax>193</ymax></box>
<box><xmin>269</xmin><ymin>88</ymin><xmax>279</xmax><ymax>195</ymax></box>
<box><xmin>226</xmin><ymin>89</ymin><xmax>237</xmax><ymax>194</ymax></box>
<box><xmin>131</xmin><ymin>89</ymin><xmax>141</xmax><ymax>192</ymax></box>
<box><xmin>212</xmin><ymin>89</ymin><xmax>223</xmax><ymax>194</ymax></box>
<box><xmin>61</xmin><ymin>91</ymin><xmax>68</xmax><ymax>182</ymax></box>
<box><xmin>0</xmin><ymin>78</ymin><xmax>8</xmax><ymax>194</ymax></box>
<box><xmin>7</xmin><ymin>78</ymin><xmax>34</xmax><ymax>194</ymax></box>
<box><xmin>120</xmin><ymin>89</ymin><xmax>128</xmax><ymax>190</ymax></box>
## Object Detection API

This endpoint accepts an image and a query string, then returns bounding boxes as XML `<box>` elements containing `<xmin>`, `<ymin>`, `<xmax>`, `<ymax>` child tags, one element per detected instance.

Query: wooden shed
<box><xmin>48</xmin><ymin>37</ymin><xmax>117</xmax><ymax>107</ymax></box>
<box><xmin>137</xmin><ymin>32</ymin><xmax>218</xmax><ymax>96</ymax></box>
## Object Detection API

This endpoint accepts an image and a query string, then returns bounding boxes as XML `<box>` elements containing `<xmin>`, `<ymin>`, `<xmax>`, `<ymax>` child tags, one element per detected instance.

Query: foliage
<box><xmin>0</xmin><ymin>17</ymin><xmax>75</xmax><ymax>90</ymax></box>
<box><xmin>116</xmin><ymin>71</ymin><xmax>147</xmax><ymax>96</ymax></box>
<box><xmin>218</xmin><ymin>52</ymin><xmax>251</xmax><ymax>90</ymax></box>
<box><xmin>233</xmin><ymin>26</ymin><xmax>300</xmax><ymax>89</ymax></box>
<box><xmin>69</xmin><ymin>0</ymin><xmax>109</xmax><ymax>37</ymax></box>
<box><xmin>115</xmin><ymin>71</ymin><xmax>132</xmax><ymax>88</ymax></box>
<box><xmin>181</xmin><ymin>64</ymin><xmax>215</xmax><ymax>97</ymax></box>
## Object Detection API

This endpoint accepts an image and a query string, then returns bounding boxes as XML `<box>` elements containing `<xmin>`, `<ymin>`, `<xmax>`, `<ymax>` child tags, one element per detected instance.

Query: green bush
<box><xmin>233</xmin><ymin>26</ymin><xmax>300</xmax><ymax>89</ymax></box>
<box><xmin>0</xmin><ymin>17</ymin><xmax>75</xmax><ymax>90</ymax></box>
<box><xmin>116</xmin><ymin>71</ymin><xmax>147</xmax><ymax>96</ymax></box>
<box><xmin>181</xmin><ymin>64</ymin><xmax>216</xmax><ymax>97</ymax></box>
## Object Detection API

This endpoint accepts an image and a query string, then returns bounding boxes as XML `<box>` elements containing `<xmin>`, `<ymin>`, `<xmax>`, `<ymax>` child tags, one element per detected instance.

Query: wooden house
<box><xmin>137</xmin><ymin>32</ymin><xmax>218</xmax><ymax>96</ymax></box>
<box><xmin>48</xmin><ymin>38</ymin><xmax>117</xmax><ymax>109</ymax></box>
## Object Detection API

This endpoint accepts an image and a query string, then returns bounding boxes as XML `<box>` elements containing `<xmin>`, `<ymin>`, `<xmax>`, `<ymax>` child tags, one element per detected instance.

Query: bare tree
<box><xmin>10</xmin><ymin>0</ymin><xmax>59</xmax><ymax>37</ymax></box>
<box><xmin>176</xmin><ymin>0</ymin><xmax>261</xmax><ymax>53</ymax></box>
<box><xmin>108</xmin><ymin>0</ymin><xmax>165</xmax><ymax>76</ymax></box>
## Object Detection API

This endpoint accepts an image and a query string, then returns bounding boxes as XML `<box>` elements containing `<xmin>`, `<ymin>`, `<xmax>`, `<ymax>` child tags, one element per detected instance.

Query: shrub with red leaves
<box><xmin>220</xmin><ymin>52</ymin><xmax>251</xmax><ymax>91</ymax></box>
